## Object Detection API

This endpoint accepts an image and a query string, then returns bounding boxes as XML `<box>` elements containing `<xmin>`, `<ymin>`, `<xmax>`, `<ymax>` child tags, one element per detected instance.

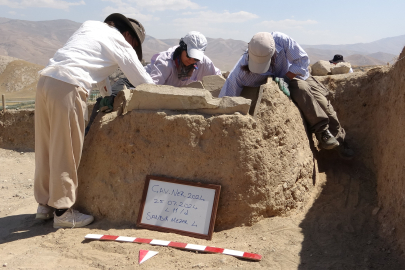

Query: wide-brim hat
<box><xmin>248</xmin><ymin>32</ymin><xmax>275</xmax><ymax>74</ymax></box>
<box><xmin>104</xmin><ymin>13</ymin><xmax>146</xmax><ymax>61</ymax></box>
<box><xmin>329</xmin><ymin>54</ymin><xmax>344</xmax><ymax>64</ymax></box>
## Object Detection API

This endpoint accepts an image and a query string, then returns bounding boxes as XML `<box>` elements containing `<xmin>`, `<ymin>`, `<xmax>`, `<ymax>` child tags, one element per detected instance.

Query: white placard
<box><xmin>138</xmin><ymin>177</ymin><xmax>220</xmax><ymax>238</ymax></box>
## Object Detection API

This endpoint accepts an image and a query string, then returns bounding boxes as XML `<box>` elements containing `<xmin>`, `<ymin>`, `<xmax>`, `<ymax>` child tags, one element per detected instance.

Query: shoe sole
<box><xmin>36</xmin><ymin>213</ymin><xmax>54</xmax><ymax>220</ymax></box>
<box><xmin>53</xmin><ymin>216</ymin><xmax>94</xmax><ymax>229</ymax></box>
<box><xmin>321</xmin><ymin>141</ymin><xmax>339</xmax><ymax>150</ymax></box>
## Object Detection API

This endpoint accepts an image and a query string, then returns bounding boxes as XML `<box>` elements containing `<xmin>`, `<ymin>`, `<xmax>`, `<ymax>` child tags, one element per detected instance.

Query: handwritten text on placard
<box><xmin>140</xmin><ymin>179</ymin><xmax>216</xmax><ymax>235</ymax></box>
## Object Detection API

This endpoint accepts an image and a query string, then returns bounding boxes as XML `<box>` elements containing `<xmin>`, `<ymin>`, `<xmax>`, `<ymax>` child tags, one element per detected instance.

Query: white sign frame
<box><xmin>137</xmin><ymin>175</ymin><xmax>221</xmax><ymax>240</ymax></box>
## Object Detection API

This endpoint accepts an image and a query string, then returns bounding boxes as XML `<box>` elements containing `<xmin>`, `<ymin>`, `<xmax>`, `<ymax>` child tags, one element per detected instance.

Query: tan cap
<box><xmin>248</xmin><ymin>32</ymin><xmax>275</xmax><ymax>74</ymax></box>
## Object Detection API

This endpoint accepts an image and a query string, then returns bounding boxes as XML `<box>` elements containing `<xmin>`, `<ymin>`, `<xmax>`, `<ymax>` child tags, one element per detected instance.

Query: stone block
<box><xmin>181</xmin><ymin>81</ymin><xmax>204</xmax><ymax>89</ymax></box>
<box><xmin>122</xmin><ymin>84</ymin><xmax>251</xmax><ymax>115</ymax></box>
<box><xmin>202</xmin><ymin>75</ymin><xmax>226</xmax><ymax>98</ymax></box>
<box><xmin>311</xmin><ymin>60</ymin><xmax>331</xmax><ymax>76</ymax></box>
<box><xmin>331</xmin><ymin>62</ymin><xmax>351</xmax><ymax>74</ymax></box>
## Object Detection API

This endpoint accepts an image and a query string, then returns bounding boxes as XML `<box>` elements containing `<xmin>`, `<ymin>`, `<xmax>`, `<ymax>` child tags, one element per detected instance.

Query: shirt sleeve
<box><xmin>280</xmin><ymin>34</ymin><xmax>309</xmax><ymax>77</ymax></box>
<box><xmin>106</xmin><ymin>35</ymin><xmax>154</xmax><ymax>87</ymax></box>
<box><xmin>147</xmin><ymin>58</ymin><xmax>172</xmax><ymax>85</ymax></box>
<box><xmin>218</xmin><ymin>55</ymin><xmax>245</xmax><ymax>97</ymax></box>
<box><xmin>201</xmin><ymin>57</ymin><xmax>222</xmax><ymax>76</ymax></box>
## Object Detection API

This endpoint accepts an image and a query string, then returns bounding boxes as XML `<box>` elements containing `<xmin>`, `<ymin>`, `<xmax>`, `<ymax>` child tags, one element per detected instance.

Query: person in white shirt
<box><xmin>34</xmin><ymin>13</ymin><xmax>153</xmax><ymax>228</ymax></box>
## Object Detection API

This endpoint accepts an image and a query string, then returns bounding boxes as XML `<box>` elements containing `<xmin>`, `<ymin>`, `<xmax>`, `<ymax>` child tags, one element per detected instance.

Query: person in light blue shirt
<box><xmin>219</xmin><ymin>32</ymin><xmax>353</xmax><ymax>159</ymax></box>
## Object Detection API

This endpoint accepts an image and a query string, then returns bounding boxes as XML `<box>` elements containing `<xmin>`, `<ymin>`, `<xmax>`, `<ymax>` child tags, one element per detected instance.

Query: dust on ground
<box><xmin>1</xmin><ymin>148</ymin><xmax>404</xmax><ymax>269</ymax></box>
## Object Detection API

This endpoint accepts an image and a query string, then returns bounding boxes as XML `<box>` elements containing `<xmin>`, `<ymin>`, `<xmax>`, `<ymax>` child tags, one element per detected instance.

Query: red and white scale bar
<box><xmin>85</xmin><ymin>234</ymin><xmax>262</xmax><ymax>261</ymax></box>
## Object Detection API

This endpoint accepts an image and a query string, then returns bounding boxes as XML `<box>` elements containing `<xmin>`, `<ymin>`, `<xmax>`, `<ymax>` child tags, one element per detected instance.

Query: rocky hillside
<box><xmin>0</xmin><ymin>55</ymin><xmax>43</xmax><ymax>99</ymax></box>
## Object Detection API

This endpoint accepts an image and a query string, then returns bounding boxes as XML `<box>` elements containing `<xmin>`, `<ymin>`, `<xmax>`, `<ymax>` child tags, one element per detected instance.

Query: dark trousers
<box><xmin>289</xmin><ymin>76</ymin><xmax>345</xmax><ymax>142</ymax></box>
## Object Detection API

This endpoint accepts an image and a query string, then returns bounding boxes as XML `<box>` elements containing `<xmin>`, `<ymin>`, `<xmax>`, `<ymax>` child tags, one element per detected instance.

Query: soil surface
<box><xmin>1</xmin><ymin>148</ymin><xmax>405</xmax><ymax>269</ymax></box>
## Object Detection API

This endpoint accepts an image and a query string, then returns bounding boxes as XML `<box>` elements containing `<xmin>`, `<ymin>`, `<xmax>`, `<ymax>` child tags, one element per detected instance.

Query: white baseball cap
<box><xmin>182</xmin><ymin>31</ymin><xmax>207</xmax><ymax>61</ymax></box>
<box><xmin>248</xmin><ymin>32</ymin><xmax>275</xmax><ymax>74</ymax></box>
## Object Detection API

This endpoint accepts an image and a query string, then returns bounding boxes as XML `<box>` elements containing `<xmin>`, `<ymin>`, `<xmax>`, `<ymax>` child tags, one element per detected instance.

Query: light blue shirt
<box><xmin>219</xmin><ymin>32</ymin><xmax>310</xmax><ymax>97</ymax></box>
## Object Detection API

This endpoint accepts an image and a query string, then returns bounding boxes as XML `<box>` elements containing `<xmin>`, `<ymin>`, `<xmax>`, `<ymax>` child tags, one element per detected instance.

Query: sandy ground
<box><xmin>1</xmin><ymin>148</ymin><xmax>405</xmax><ymax>270</ymax></box>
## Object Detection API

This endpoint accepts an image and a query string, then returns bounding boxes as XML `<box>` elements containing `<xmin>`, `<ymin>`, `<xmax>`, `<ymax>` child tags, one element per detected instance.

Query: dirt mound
<box><xmin>76</xmin><ymin>80</ymin><xmax>317</xmax><ymax>230</ymax></box>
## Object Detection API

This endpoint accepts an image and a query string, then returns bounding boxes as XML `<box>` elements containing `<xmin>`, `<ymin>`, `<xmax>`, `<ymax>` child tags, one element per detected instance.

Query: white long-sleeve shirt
<box><xmin>40</xmin><ymin>20</ymin><xmax>153</xmax><ymax>94</ymax></box>
<box><xmin>145</xmin><ymin>46</ymin><xmax>221</xmax><ymax>87</ymax></box>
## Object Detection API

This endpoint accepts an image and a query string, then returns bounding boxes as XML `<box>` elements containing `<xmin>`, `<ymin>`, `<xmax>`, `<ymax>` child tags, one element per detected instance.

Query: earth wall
<box><xmin>76</xmin><ymin>80</ymin><xmax>317</xmax><ymax>230</ymax></box>
<box><xmin>317</xmin><ymin>46</ymin><xmax>405</xmax><ymax>252</ymax></box>
<box><xmin>0</xmin><ymin>110</ymin><xmax>34</xmax><ymax>151</ymax></box>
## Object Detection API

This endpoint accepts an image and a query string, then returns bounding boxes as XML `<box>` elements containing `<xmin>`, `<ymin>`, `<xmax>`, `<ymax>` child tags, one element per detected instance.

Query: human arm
<box><xmin>218</xmin><ymin>55</ymin><xmax>245</xmax><ymax>97</ymax></box>
<box><xmin>107</xmin><ymin>34</ymin><xmax>154</xmax><ymax>86</ymax></box>
<box><xmin>277</xmin><ymin>33</ymin><xmax>309</xmax><ymax>78</ymax></box>
<box><xmin>200</xmin><ymin>56</ymin><xmax>222</xmax><ymax>76</ymax></box>
<box><xmin>146</xmin><ymin>58</ymin><xmax>172</xmax><ymax>85</ymax></box>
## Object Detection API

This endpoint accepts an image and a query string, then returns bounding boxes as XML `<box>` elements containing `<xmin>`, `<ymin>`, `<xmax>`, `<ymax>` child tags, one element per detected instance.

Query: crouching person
<box><xmin>144</xmin><ymin>31</ymin><xmax>221</xmax><ymax>86</ymax></box>
<box><xmin>35</xmin><ymin>13</ymin><xmax>153</xmax><ymax>228</ymax></box>
<box><xmin>219</xmin><ymin>32</ymin><xmax>354</xmax><ymax>159</ymax></box>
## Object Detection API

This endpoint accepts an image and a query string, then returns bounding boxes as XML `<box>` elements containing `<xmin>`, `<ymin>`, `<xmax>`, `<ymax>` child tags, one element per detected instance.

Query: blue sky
<box><xmin>0</xmin><ymin>0</ymin><xmax>404</xmax><ymax>45</ymax></box>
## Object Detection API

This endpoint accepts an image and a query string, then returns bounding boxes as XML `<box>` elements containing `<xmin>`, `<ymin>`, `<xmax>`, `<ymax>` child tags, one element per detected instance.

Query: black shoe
<box><xmin>315</xmin><ymin>129</ymin><xmax>339</xmax><ymax>150</ymax></box>
<box><xmin>335</xmin><ymin>142</ymin><xmax>355</xmax><ymax>160</ymax></box>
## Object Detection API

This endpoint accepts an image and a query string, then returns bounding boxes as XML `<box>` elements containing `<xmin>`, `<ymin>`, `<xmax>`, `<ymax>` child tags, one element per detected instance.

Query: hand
<box><xmin>99</xmin><ymin>96</ymin><xmax>115</xmax><ymax>113</ymax></box>
<box><xmin>286</xmin><ymin>71</ymin><xmax>296</xmax><ymax>80</ymax></box>
<box><xmin>273</xmin><ymin>77</ymin><xmax>290</xmax><ymax>97</ymax></box>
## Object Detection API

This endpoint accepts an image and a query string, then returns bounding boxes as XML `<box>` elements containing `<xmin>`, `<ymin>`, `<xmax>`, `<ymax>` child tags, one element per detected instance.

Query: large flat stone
<box><xmin>121</xmin><ymin>84</ymin><xmax>251</xmax><ymax>115</ymax></box>
<box><xmin>202</xmin><ymin>75</ymin><xmax>226</xmax><ymax>98</ymax></box>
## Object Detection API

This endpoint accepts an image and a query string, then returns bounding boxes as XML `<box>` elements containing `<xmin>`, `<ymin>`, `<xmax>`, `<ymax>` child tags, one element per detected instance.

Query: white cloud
<box><xmin>102</xmin><ymin>1</ymin><xmax>156</xmax><ymax>22</ymax></box>
<box><xmin>132</xmin><ymin>0</ymin><xmax>200</xmax><ymax>11</ymax></box>
<box><xmin>8</xmin><ymin>10</ymin><xmax>16</xmax><ymax>14</ymax></box>
<box><xmin>0</xmin><ymin>0</ymin><xmax>85</xmax><ymax>9</ymax></box>
<box><xmin>258</xmin><ymin>19</ymin><xmax>318</xmax><ymax>30</ymax></box>
<box><xmin>174</xmin><ymin>10</ymin><xmax>259</xmax><ymax>25</ymax></box>
<box><xmin>102</xmin><ymin>0</ymin><xmax>201</xmax><ymax>12</ymax></box>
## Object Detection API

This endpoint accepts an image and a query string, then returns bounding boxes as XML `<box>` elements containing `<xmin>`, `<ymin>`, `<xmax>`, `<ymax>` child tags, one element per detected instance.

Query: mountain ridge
<box><xmin>0</xmin><ymin>17</ymin><xmax>403</xmax><ymax>70</ymax></box>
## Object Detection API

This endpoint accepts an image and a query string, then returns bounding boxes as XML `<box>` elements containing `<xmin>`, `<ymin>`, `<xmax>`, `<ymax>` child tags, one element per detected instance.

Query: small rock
<box><xmin>261</xmin><ymin>237</ymin><xmax>266</xmax><ymax>241</ymax></box>
<box><xmin>372</xmin><ymin>207</ymin><xmax>380</xmax><ymax>215</ymax></box>
<box><xmin>3</xmin><ymin>263</ymin><xmax>7</xmax><ymax>267</ymax></box>
<box><xmin>283</xmin><ymin>183</ymin><xmax>287</xmax><ymax>189</ymax></box>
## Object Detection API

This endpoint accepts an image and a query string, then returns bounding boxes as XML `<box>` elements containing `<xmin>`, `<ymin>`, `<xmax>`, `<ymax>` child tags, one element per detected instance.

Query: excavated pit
<box><xmin>1</xmin><ymin>47</ymin><xmax>405</xmax><ymax>262</ymax></box>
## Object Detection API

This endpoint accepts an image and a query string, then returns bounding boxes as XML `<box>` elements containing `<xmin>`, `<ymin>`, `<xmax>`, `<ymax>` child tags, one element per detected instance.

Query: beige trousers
<box><xmin>34</xmin><ymin>76</ymin><xmax>88</xmax><ymax>209</ymax></box>
<box><xmin>289</xmin><ymin>76</ymin><xmax>346</xmax><ymax>142</ymax></box>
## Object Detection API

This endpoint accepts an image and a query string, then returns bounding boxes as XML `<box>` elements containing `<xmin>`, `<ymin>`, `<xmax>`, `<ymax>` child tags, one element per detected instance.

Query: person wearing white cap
<box><xmin>34</xmin><ymin>13</ymin><xmax>154</xmax><ymax>228</ymax></box>
<box><xmin>219</xmin><ymin>32</ymin><xmax>354</xmax><ymax>159</ymax></box>
<box><xmin>144</xmin><ymin>31</ymin><xmax>221</xmax><ymax>87</ymax></box>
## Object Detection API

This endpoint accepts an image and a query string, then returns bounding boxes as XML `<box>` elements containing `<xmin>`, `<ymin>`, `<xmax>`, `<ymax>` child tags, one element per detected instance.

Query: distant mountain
<box><xmin>0</xmin><ymin>17</ymin><xmax>81</xmax><ymax>66</ymax></box>
<box><xmin>0</xmin><ymin>17</ymin><xmax>403</xmax><ymax>71</ymax></box>
<box><xmin>366</xmin><ymin>52</ymin><xmax>397</xmax><ymax>64</ymax></box>
<box><xmin>302</xmin><ymin>35</ymin><xmax>405</xmax><ymax>56</ymax></box>
<box><xmin>345</xmin><ymin>54</ymin><xmax>385</xmax><ymax>66</ymax></box>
